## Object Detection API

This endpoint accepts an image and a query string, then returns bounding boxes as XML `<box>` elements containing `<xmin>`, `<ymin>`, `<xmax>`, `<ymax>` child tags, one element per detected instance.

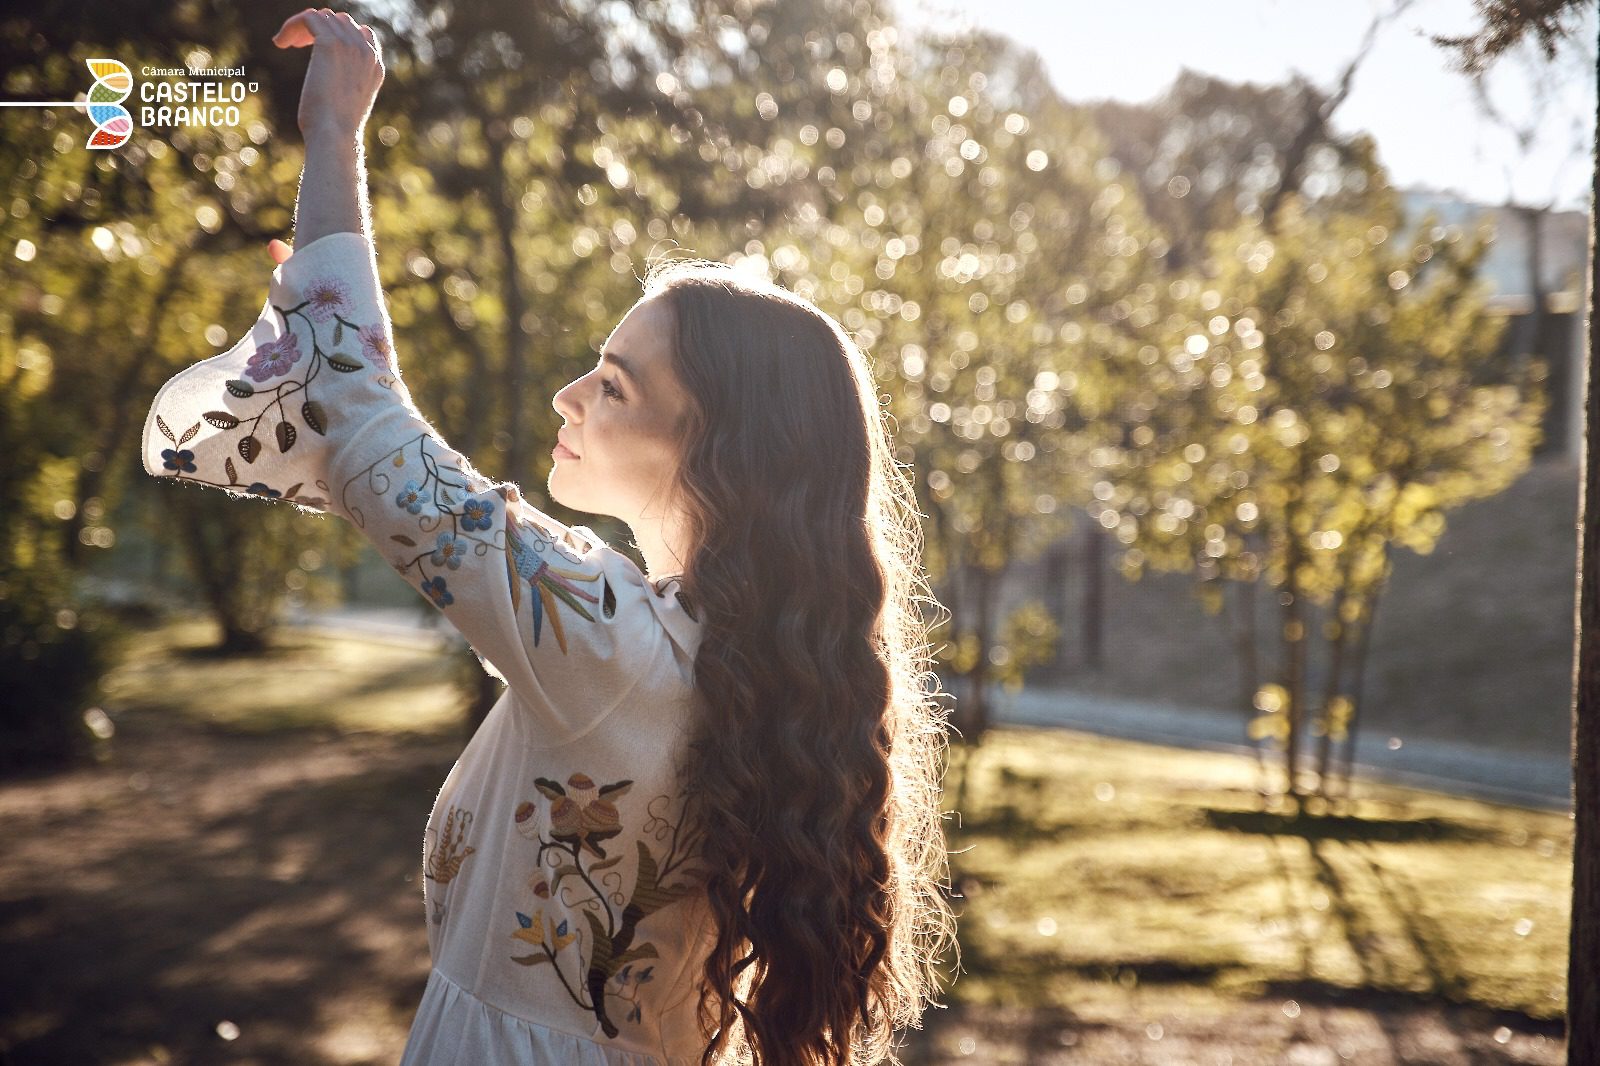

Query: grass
<box><xmin>99</xmin><ymin>614</ymin><xmax>466</xmax><ymax>736</ymax></box>
<box><xmin>940</xmin><ymin>728</ymin><xmax>1573</xmax><ymax>1025</ymax></box>
<box><xmin>96</xmin><ymin>616</ymin><xmax>1573</xmax><ymax>1029</ymax></box>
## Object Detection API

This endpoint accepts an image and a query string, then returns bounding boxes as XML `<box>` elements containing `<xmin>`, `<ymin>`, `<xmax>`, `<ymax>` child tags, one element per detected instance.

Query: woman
<box><xmin>141</xmin><ymin>9</ymin><xmax>955</xmax><ymax>1065</ymax></box>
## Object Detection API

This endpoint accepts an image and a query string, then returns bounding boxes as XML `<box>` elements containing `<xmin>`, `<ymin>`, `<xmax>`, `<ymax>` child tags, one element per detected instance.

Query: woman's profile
<box><xmin>140</xmin><ymin>8</ymin><xmax>956</xmax><ymax>1065</ymax></box>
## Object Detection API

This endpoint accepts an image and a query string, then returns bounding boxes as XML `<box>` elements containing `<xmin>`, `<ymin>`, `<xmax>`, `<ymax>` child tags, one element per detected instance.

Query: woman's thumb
<box><xmin>269</xmin><ymin>238</ymin><xmax>293</xmax><ymax>265</ymax></box>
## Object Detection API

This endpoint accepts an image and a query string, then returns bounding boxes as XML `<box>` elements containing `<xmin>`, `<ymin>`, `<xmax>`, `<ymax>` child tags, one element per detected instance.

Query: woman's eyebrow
<box><xmin>601</xmin><ymin>349</ymin><xmax>641</xmax><ymax>385</ymax></box>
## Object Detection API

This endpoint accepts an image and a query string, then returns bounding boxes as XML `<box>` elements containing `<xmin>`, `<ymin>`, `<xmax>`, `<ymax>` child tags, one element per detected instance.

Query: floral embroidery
<box><xmin>244</xmin><ymin>331</ymin><xmax>303</xmax><ymax>382</ymax></box>
<box><xmin>421</xmin><ymin>575</ymin><xmax>454</xmax><ymax>607</ymax></box>
<box><xmin>460</xmin><ymin>496</ymin><xmax>495</xmax><ymax>532</ymax></box>
<box><xmin>160</xmin><ymin>447</ymin><xmax>196</xmax><ymax>473</ymax></box>
<box><xmin>346</xmin><ymin>432</ymin><xmax>614</xmax><ymax>655</ymax></box>
<box><xmin>396</xmin><ymin>479</ymin><xmax>426</xmax><ymax>514</ymax></box>
<box><xmin>359</xmin><ymin>323</ymin><xmax>394</xmax><ymax>371</ymax></box>
<box><xmin>431</xmin><ymin>531</ymin><xmax>468</xmax><ymax>570</ymax></box>
<box><xmin>303</xmin><ymin>276</ymin><xmax>353</xmax><ymax>321</ymax></box>
<box><xmin>149</xmin><ymin>261</ymin><xmax>622</xmax><ymax>656</ymax></box>
<box><xmin>150</xmin><ymin>267</ymin><xmax>386</xmax><ymax>505</ymax></box>
<box><xmin>425</xmin><ymin>805</ymin><xmax>477</xmax><ymax>927</ymax></box>
<box><xmin>509</xmin><ymin>775</ymin><xmax>705</xmax><ymax>1037</ymax></box>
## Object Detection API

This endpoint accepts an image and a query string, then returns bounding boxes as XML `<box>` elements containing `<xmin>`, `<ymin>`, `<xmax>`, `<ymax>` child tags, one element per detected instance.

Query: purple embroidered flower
<box><xmin>245</xmin><ymin>482</ymin><xmax>281</xmax><ymax>498</ymax></box>
<box><xmin>359</xmin><ymin>324</ymin><xmax>394</xmax><ymax>372</ymax></box>
<box><xmin>302</xmin><ymin>276</ymin><xmax>352</xmax><ymax>322</ymax></box>
<box><xmin>395</xmin><ymin>479</ymin><xmax>425</xmax><ymax>514</ymax></box>
<box><xmin>460</xmin><ymin>496</ymin><xmax>496</xmax><ymax>532</ymax></box>
<box><xmin>421</xmin><ymin>575</ymin><xmax>454</xmax><ymax>607</ymax></box>
<box><xmin>161</xmin><ymin>448</ymin><xmax>196</xmax><ymax>473</ymax></box>
<box><xmin>431</xmin><ymin>531</ymin><xmax>467</xmax><ymax>570</ymax></box>
<box><xmin>244</xmin><ymin>332</ymin><xmax>303</xmax><ymax>382</ymax></box>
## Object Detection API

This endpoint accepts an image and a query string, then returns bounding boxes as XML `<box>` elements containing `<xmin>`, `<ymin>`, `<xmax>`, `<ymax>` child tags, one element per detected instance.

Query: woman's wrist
<box><xmin>292</xmin><ymin>129</ymin><xmax>368</xmax><ymax>249</ymax></box>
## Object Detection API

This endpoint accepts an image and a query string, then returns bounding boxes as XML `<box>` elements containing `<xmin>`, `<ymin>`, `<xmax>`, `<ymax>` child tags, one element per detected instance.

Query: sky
<box><xmin>895</xmin><ymin>0</ymin><xmax>1597</xmax><ymax>213</ymax></box>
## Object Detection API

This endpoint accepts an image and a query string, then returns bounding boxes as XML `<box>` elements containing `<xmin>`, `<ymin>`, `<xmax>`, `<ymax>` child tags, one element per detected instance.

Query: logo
<box><xmin>85</xmin><ymin>59</ymin><xmax>134</xmax><ymax>148</ymax></box>
<box><xmin>0</xmin><ymin>58</ymin><xmax>133</xmax><ymax>149</ymax></box>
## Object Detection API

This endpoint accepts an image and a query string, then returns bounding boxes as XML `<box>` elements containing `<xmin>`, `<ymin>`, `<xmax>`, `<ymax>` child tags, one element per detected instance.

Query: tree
<box><xmin>1435</xmin><ymin>3</ymin><xmax>1595</xmax><ymax>1057</ymax></box>
<box><xmin>1105</xmin><ymin>191</ymin><xmax>1543</xmax><ymax>809</ymax></box>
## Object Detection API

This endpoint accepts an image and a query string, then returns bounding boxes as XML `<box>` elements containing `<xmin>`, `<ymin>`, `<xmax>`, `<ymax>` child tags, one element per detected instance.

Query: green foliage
<box><xmin>1105</xmin><ymin>193</ymin><xmax>1542</xmax><ymax>597</ymax></box>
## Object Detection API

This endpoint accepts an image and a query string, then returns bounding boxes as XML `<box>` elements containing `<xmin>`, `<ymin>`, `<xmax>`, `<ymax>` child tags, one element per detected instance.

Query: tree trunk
<box><xmin>1564</xmin><ymin>18</ymin><xmax>1600</xmax><ymax>1059</ymax></box>
<box><xmin>174</xmin><ymin>496</ymin><xmax>269</xmax><ymax>654</ymax></box>
<box><xmin>483</xmin><ymin>124</ymin><xmax>531</xmax><ymax>480</ymax></box>
<box><xmin>963</xmin><ymin>563</ymin><xmax>997</xmax><ymax>745</ymax></box>
<box><xmin>1082</xmin><ymin>519</ymin><xmax>1105</xmax><ymax>669</ymax></box>
<box><xmin>1336</xmin><ymin>572</ymin><xmax>1386</xmax><ymax>801</ymax></box>
<box><xmin>1314</xmin><ymin>587</ymin><xmax>1352</xmax><ymax>796</ymax></box>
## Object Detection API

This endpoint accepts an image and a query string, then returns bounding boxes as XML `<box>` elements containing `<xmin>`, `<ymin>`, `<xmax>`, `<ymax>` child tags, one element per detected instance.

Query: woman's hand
<box><xmin>272</xmin><ymin>8</ymin><xmax>384</xmax><ymax>146</ymax></box>
<box><xmin>269</xmin><ymin>238</ymin><xmax>293</xmax><ymax>266</ymax></box>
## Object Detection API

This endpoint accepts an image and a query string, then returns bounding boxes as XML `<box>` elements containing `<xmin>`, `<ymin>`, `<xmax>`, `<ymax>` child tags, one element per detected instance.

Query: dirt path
<box><xmin>0</xmin><ymin>708</ymin><xmax>1568</xmax><ymax>1065</ymax></box>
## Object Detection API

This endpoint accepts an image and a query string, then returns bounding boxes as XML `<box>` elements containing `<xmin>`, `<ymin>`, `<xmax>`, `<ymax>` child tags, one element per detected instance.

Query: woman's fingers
<box><xmin>272</xmin><ymin>9</ymin><xmax>333</xmax><ymax>49</ymax></box>
<box><xmin>274</xmin><ymin>8</ymin><xmax>379</xmax><ymax>58</ymax></box>
<box><xmin>269</xmin><ymin>238</ymin><xmax>293</xmax><ymax>265</ymax></box>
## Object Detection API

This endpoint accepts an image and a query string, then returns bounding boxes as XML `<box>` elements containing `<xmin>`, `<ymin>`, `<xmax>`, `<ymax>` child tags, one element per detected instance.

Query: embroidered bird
<box><xmin>503</xmin><ymin>509</ymin><xmax>603</xmax><ymax>654</ymax></box>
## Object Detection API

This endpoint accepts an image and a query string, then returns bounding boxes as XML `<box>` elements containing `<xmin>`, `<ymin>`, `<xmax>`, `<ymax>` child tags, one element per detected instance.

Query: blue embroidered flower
<box><xmin>421</xmin><ymin>575</ymin><xmax>454</xmax><ymax>607</ymax></box>
<box><xmin>395</xmin><ymin>479</ymin><xmax>425</xmax><ymax>514</ymax></box>
<box><xmin>432</xmin><ymin>531</ymin><xmax>467</xmax><ymax>570</ymax></box>
<box><xmin>161</xmin><ymin>448</ymin><xmax>196</xmax><ymax>473</ymax></box>
<box><xmin>246</xmin><ymin>482</ymin><xmax>281</xmax><ymax>498</ymax></box>
<box><xmin>460</xmin><ymin>496</ymin><xmax>496</xmax><ymax>532</ymax></box>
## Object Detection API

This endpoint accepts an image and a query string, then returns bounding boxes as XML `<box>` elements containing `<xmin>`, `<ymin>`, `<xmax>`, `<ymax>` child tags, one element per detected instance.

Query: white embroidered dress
<box><xmin>140</xmin><ymin>231</ymin><xmax>717</xmax><ymax>1065</ymax></box>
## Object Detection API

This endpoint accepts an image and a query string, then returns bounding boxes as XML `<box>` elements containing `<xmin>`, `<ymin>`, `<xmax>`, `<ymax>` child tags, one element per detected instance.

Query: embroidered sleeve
<box><xmin>140</xmin><ymin>230</ymin><xmax>660</xmax><ymax>741</ymax></box>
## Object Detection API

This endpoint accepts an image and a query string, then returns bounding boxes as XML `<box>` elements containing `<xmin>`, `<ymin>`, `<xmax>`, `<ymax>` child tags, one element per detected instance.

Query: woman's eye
<box><xmin>601</xmin><ymin>379</ymin><xmax>623</xmax><ymax>401</ymax></box>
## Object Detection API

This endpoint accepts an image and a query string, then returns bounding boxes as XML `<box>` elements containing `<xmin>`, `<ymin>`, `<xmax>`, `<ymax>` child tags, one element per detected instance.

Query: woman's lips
<box><xmin>553</xmin><ymin>442</ymin><xmax>579</xmax><ymax>460</ymax></box>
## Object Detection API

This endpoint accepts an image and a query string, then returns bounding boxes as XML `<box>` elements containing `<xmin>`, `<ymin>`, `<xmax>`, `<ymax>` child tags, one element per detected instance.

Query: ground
<box><xmin>0</xmin><ymin>620</ymin><xmax>1573</xmax><ymax>1065</ymax></box>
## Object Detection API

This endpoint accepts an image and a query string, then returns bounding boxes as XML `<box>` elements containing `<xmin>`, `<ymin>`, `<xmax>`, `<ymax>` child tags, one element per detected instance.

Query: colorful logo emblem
<box><xmin>85</xmin><ymin>59</ymin><xmax>134</xmax><ymax>149</ymax></box>
<box><xmin>0</xmin><ymin>58</ymin><xmax>133</xmax><ymax>149</ymax></box>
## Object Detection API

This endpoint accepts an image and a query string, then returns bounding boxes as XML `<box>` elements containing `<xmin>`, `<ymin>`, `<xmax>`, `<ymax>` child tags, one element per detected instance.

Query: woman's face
<box><xmin>549</xmin><ymin>293</ymin><xmax>691</xmax><ymax>522</ymax></box>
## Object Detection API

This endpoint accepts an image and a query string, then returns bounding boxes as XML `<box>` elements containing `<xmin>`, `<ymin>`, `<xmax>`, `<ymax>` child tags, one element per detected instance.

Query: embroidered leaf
<box><xmin>551</xmin><ymin>864</ymin><xmax>581</xmax><ymax>893</ymax></box>
<box><xmin>156</xmin><ymin>414</ymin><xmax>176</xmax><ymax>444</ymax></box>
<box><xmin>391</xmin><ymin>534</ymin><xmax>417</xmax><ymax>547</ymax></box>
<box><xmin>225</xmin><ymin>457</ymin><xmax>238</xmax><ymax>484</ymax></box>
<box><xmin>327</xmin><ymin>353</ymin><xmax>364</xmax><ymax>373</ymax></box>
<box><xmin>301</xmin><ymin>399</ymin><xmax>328</xmax><ymax>436</ymax></box>
<box><xmin>505</xmin><ymin>537</ymin><xmax>522</xmax><ymax>617</ymax></box>
<box><xmin>534</xmin><ymin>777</ymin><xmax>566</xmax><ymax>799</ymax></box>
<box><xmin>178</xmin><ymin>422</ymin><xmax>200</xmax><ymax>446</ymax></box>
<box><xmin>529</xmin><ymin>578</ymin><xmax>544</xmax><ymax>646</ymax></box>
<box><xmin>516</xmin><ymin>911</ymin><xmax>533</xmax><ymax>929</ymax></box>
<box><xmin>634</xmin><ymin>840</ymin><xmax>659</xmax><ymax>895</ymax></box>
<box><xmin>225</xmin><ymin>378</ymin><xmax>256</xmax><ymax>398</ymax></box>
<box><xmin>538</xmin><ymin>584</ymin><xmax>569</xmax><ymax>655</ymax></box>
<box><xmin>202</xmin><ymin>411</ymin><xmax>241</xmax><ymax>430</ymax></box>
<box><xmin>284</xmin><ymin>483</ymin><xmax>303</xmax><ymax>499</ymax></box>
<box><xmin>333</xmin><ymin>322</ymin><xmax>344</xmax><ymax>345</ymax></box>
<box><xmin>238</xmin><ymin>435</ymin><xmax>261</xmax><ymax>464</ymax></box>
<box><xmin>609</xmin><ymin>944</ymin><xmax>660</xmax><ymax>971</ymax></box>
<box><xmin>598</xmin><ymin>780</ymin><xmax>633</xmax><ymax>799</ymax></box>
<box><xmin>511</xmin><ymin>953</ymin><xmax>553</xmax><ymax>968</ymax></box>
<box><xmin>543</xmin><ymin>579</ymin><xmax>596</xmax><ymax>625</ymax></box>
<box><xmin>602</xmin><ymin>577</ymin><xmax>616</xmax><ymax>619</ymax></box>
<box><xmin>588</xmin><ymin>853</ymin><xmax>624</xmax><ymax>874</ymax></box>
<box><xmin>275</xmin><ymin>419</ymin><xmax>297</xmax><ymax>454</ymax></box>
<box><xmin>583</xmin><ymin>909</ymin><xmax>613</xmax><ymax>974</ymax></box>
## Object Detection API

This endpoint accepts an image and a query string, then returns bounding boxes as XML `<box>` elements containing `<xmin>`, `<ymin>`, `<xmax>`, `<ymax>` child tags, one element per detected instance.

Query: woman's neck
<box><xmin>628</xmin><ymin>509</ymin><xmax>692</xmax><ymax>582</ymax></box>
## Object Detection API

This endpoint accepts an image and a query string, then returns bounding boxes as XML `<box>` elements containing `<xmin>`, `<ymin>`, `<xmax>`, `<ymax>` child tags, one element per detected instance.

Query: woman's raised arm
<box><xmin>273</xmin><ymin>7</ymin><xmax>383</xmax><ymax>248</ymax></box>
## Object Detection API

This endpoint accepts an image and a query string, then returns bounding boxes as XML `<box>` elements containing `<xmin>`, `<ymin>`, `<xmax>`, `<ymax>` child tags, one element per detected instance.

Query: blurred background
<box><xmin>0</xmin><ymin>0</ymin><xmax>1593</xmax><ymax>1062</ymax></box>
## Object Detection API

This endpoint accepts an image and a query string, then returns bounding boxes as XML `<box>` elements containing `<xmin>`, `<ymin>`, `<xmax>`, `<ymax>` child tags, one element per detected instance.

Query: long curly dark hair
<box><xmin>639</xmin><ymin>258</ymin><xmax>956</xmax><ymax>1065</ymax></box>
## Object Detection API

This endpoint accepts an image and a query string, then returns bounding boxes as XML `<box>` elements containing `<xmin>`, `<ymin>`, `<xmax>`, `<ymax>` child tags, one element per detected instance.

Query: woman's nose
<box><xmin>552</xmin><ymin>379</ymin><xmax>580</xmax><ymax>422</ymax></box>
